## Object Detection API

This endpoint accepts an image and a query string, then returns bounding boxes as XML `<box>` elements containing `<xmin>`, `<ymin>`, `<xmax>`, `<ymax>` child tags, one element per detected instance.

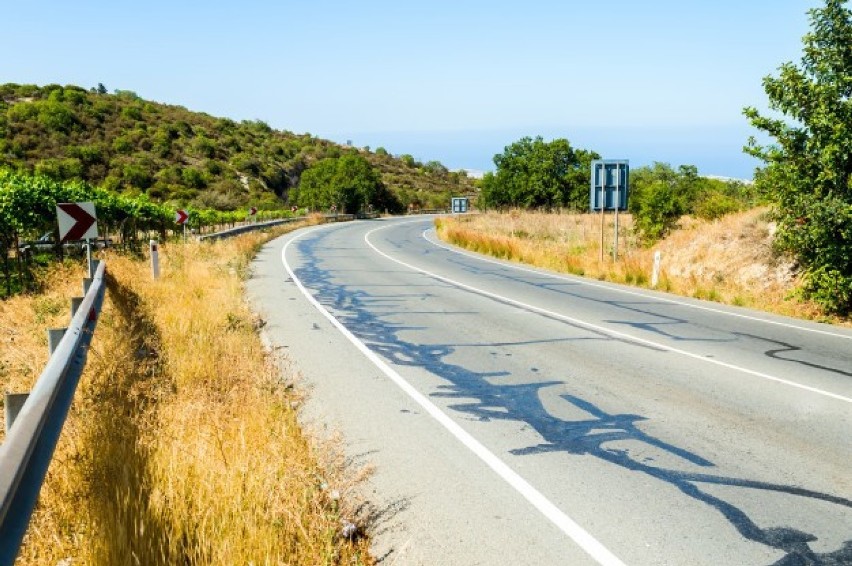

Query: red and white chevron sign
<box><xmin>57</xmin><ymin>202</ymin><xmax>98</xmax><ymax>242</ymax></box>
<box><xmin>175</xmin><ymin>209</ymin><xmax>189</xmax><ymax>224</ymax></box>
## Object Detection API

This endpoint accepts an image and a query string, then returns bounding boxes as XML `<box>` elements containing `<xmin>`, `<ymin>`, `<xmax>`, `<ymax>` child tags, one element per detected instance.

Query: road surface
<box><xmin>247</xmin><ymin>216</ymin><xmax>852</xmax><ymax>566</ymax></box>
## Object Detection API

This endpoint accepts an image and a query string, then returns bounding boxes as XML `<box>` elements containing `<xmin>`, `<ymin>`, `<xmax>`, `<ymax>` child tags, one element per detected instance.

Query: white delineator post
<box><xmin>86</xmin><ymin>240</ymin><xmax>94</xmax><ymax>278</ymax></box>
<box><xmin>150</xmin><ymin>240</ymin><xmax>160</xmax><ymax>279</ymax></box>
<box><xmin>651</xmin><ymin>250</ymin><xmax>662</xmax><ymax>288</ymax></box>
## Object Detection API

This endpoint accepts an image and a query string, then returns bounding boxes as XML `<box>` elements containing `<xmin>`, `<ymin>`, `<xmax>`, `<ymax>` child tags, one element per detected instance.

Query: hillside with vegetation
<box><xmin>435</xmin><ymin>208</ymin><xmax>845</xmax><ymax>323</ymax></box>
<box><xmin>0</xmin><ymin>83</ymin><xmax>475</xmax><ymax>213</ymax></box>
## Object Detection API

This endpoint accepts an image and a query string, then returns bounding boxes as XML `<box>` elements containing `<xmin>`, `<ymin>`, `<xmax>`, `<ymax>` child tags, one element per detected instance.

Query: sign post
<box><xmin>590</xmin><ymin>160</ymin><xmax>629</xmax><ymax>261</ymax></box>
<box><xmin>600</xmin><ymin>181</ymin><xmax>605</xmax><ymax>262</ymax></box>
<box><xmin>614</xmin><ymin>166</ymin><xmax>620</xmax><ymax>261</ymax></box>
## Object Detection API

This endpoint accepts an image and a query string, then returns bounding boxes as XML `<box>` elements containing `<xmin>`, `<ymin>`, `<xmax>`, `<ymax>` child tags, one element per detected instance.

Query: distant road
<box><xmin>248</xmin><ymin>217</ymin><xmax>852</xmax><ymax>566</ymax></box>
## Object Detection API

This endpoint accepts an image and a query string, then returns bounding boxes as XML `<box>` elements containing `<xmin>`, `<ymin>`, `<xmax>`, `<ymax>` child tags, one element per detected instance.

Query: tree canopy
<box><xmin>479</xmin><ymin>136</ymin><xmax>599</xmax><ymax>210</ymax></box>
<box><xmin>629</xmin><ymin>163</ymin><xmax>755</xmax><ymax>242</ymax></box>
<box><xmin>295</xmin><ymin>154</ymin><xmax>391</xmax><ymax>214</ymax></box>
<box><xmin>744</xmin><ymin>0</ymin><xmax>852</xmax><ymax>313</ymax></box>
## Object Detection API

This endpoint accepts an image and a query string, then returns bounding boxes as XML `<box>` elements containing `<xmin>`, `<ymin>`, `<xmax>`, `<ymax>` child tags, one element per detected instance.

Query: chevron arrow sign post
<box><xmin>57</xmin><ymin>202</ymin><xmax>98</xmax><ymax>242</ymax></box>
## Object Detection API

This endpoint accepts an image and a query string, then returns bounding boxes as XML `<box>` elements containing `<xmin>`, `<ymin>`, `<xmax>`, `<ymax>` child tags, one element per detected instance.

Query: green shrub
<box><xmin>694</xmin><ymin>192</ymin><xmax>741</xmax><ymax>220</ymax></box>
<box><xmin>633</xmin><ymin>180</ymin><xmax>684</xmax><ymax>242</ymax></box>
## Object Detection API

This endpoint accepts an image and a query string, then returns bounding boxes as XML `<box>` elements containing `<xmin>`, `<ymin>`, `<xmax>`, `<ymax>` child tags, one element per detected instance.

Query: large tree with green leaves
<box><xmin>479</xmin><ymin>136</ymin><xmax>599</xmax><ymax>210</ymax></box>
<box><xmin>744</xmin><ymin>0</ymin><xmax>852</xmax><ymax>314</ymax></box>
<box><xmin>295</xmin><ymin>154</ymin><xmax>384</xmax><ymax>214</ymax></box>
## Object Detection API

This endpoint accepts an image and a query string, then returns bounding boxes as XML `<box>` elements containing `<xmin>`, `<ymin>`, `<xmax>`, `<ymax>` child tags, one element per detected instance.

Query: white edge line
<box><xmin>281</xmin><ymin>226</ymin><xmax>627</xmax><ymax>566</ymax></box>
<box><xmin>421</xmin><ymin>224</ymin><xmax>852</xmax><ymax>342</ymax></box>
<box><xmin>366</xmin><ymin>223</ymin><xmax>851</xmax><ymax>405</ymax></box>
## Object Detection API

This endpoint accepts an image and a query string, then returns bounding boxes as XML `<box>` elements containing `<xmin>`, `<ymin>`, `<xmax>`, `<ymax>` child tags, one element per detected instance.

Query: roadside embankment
<box><xmin>436</xmin><ymin>209</ymin><xmax>843</xmax><ymax>324</ymax></box>
<box><xmin>0</xmin><ymin>221</ymin><xmax>373</xmax><ymax>564</ymax></box>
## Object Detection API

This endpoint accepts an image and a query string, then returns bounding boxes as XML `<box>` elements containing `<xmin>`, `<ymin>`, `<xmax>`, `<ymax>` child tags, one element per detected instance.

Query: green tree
<box><xmin>744</xmin><ymin>0</ymin><xmax>852</xmax><ymax>313</ymax></box>
<box><xmin>629</xmin><ymin>162</ymin><xmax>753</xmax><ymax>241</ymax></box>
<box><xmin>482</xmin><ymin>136</ymin><xmax>599</xmax><ymax>210</ymax></box>
<box><xmin>633</xmin><ymin>180</ymin><xmax>685</xmax><ymax>242</ymax></box>
<box><xmin>297</xmin><ymin>154</ymin><xmax>384</xmax><ymax>213</ymax></box>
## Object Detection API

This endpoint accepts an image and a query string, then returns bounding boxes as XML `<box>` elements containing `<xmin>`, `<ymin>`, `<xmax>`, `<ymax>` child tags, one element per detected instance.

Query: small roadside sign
<box><xmin>451</xmin><ymin>197</ymin><xmax>469</xmax><ymax>213</ymax></box>
<box><xmin>175</xmin><ymin>209</ymin><xmax>189</xmax><ymax>224</ymax></box>
<box><xmin>57</xmin><ymin>202</ymin><xmax>98</xmax><ymax>242</ymax></box>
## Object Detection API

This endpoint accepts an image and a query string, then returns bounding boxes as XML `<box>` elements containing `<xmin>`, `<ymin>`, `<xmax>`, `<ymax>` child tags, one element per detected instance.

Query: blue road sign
<box><xmin>590</xmin><ymin>160</ymin><xmax>629</xmax><ymax>211</ymax></box>
<box><xmin>451</xmin><ymin>197</ymin><xmax>469</xmax><ymax>213</ymax></box>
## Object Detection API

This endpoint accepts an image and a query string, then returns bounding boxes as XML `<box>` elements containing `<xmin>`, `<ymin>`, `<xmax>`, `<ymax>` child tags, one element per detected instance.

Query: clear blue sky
<box><xmin>1</xmin><ymin>1</ymin><xmax>816</xmax><ymax>179</ymax></box>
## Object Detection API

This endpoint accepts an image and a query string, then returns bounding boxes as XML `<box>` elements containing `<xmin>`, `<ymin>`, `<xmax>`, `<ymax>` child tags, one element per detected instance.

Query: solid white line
<box><xmin>281</xmin><ymin>226</ymin><xmax>627</xmax><ymax>566</ymax></box>
<box><xmin>364</xmin><ymin>223</ymin><xmax>852</xmax><ymax>405</ymax></box>
<box><xmin>421</xmin><ymin>225</ymin><xmax>852</xmax><ymax>342</ymax></box>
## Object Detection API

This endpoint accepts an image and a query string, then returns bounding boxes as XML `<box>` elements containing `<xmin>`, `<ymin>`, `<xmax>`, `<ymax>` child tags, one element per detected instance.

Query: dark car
<box><xmin>18</xmin><ymin>232</ymin><xmax>112</xmax><ymax>254</ymax></box>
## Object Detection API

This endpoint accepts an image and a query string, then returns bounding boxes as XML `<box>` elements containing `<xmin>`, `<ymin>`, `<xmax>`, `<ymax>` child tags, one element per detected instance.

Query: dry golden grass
<box><xmin>0</xmin><ymin>260</ymin><xmax>88</xmax><ymax>427</ymax></box>
<box><xmin>2</xmin><ymin>220</ymin><xmax>373</xmax><ymax>565</ymax></box>
<box><xmin>437</xmin><ymin>209</ymin><xmax>842</xmax><ymax>323</ymax></box>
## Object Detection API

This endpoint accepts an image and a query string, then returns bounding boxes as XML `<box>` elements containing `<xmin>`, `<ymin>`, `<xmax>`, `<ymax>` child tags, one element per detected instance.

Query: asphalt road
<box><xmin>247</xmin><ymin>216</ymin><xmax>852</xmax><ymax>566</ymax></box>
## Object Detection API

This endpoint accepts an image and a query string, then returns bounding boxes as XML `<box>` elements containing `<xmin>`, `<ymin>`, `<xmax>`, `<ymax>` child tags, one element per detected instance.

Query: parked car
<box><xmin>18</xmin><ymin>233</ymin><xmax>113</xmax><ymax>254</ymax></box>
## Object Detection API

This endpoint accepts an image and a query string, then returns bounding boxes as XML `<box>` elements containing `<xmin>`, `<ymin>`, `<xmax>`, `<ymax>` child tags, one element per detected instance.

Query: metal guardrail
<box><xmin>0</xmin><ymin>260</ymin><xmax>106</xmax><ymax>565</ymax></box>
<box><xmin>198</xmin><ymin>217</ymin><xmax>304</xmax><ymax>242</ymax></box>
<box><xmin>410</xmin><ymin>209</ymin><xmax>450</xmax><ymax>215</ymax></box>
<box><xmin>197</xmin><ymin>213</ymin><xmax>362</xmax><ymax>242</ymax></box>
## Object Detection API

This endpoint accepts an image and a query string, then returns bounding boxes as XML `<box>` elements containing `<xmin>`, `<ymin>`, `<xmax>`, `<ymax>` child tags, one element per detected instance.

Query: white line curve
<box><xmin>281</xmin><ymin>225</ymin><xmax>627</xmax><ymax>566</ymax></box>
<box><xmin>363</xmin><ymin>222</ymin><xmax>851</xmax><ymax>405</ymax></box>
<box><xmin>421</xmin><ymin>224</ymin><xmax>852</xmax><ymax>341</ymax></box>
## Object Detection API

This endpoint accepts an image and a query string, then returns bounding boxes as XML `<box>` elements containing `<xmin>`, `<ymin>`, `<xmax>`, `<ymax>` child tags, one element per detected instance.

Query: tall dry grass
<box><xmin>2</xmin><ymin>221</ymin><xmax>373</xmax><ymax>565</ymax></box>
<box><xmin>437</xmin><ymin>209</ymin><xmax>836</xmax><ymax>322</ymax></box>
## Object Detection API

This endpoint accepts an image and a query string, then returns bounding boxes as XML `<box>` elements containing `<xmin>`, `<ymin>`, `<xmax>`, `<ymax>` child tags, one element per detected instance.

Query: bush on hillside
<box><xmin>744</xmin><ymin>0</ymin><xmax>852</xmax><ymax>314</ymax></box>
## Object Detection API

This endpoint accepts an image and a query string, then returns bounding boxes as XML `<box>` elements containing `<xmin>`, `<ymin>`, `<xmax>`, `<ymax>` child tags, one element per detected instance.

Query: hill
<box><xmin>0</xmin><ymin>83</ymin><xmax>476</xmax><ymax>212</ymax></box>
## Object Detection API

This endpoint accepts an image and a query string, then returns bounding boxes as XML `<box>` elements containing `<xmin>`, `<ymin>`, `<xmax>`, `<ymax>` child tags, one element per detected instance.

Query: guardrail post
<box><xmin>71</xmin><ymin>297</ymin><xmax>83</xmax><ymax>318</ymax></box>
<box><xmin>4</xmin><ymin>394</ymin><xmax>29</xmax><ymax>435</ymax></box>
<box><xmin>84</xmin><ymin>260</ymin><xmax>101</xmax><ymax>294</ymax></box>
<box><xmin>48</xmin><ymin>329</ymin><xmax>67</xmax><ymax>355</ymax></box>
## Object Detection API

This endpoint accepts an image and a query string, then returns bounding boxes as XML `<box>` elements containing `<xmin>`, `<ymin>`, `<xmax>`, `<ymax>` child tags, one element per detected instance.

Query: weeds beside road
<box><xmin>1</xmin><ymin>220</ymin><xmax>373</xmax><ymax>565</ymax></box>
<box><xmin>437</xmin><ymin>209</ymin><xmax>844</xmax><ymax>325</ymax></box>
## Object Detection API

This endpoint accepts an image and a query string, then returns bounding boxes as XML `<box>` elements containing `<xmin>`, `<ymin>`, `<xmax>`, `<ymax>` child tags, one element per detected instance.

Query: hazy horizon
<box><xmin>2</xmin><ymin>0</ymin><xmax>812</xmax><ymax>182</ymax></box>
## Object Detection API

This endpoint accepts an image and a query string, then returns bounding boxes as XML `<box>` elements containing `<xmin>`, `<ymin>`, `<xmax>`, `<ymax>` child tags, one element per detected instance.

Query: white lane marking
<box><xmin>364</xmin><ymin>224</ymin><xmax>852</xmax><ymax>405</ymax></box>
<box><xmin>281</xmin><ymin>227</ymin><xmax>627</xmax><ymax>566</ymax></box>
<box><xmin>421</xmin><ymin>225</ymin><xmax>852</xmax><ymax>342</ymax></box>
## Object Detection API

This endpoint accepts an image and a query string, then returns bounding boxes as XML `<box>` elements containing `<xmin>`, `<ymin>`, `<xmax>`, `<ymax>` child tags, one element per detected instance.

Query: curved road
<box><xmin>247</xmin><ymin>217</ymin><xmax>852</xmax><ymax>566</ymax></box>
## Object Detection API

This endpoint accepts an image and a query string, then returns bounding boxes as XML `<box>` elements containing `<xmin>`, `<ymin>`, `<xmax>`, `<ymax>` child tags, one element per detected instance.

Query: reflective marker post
<box><xmin>651</xmin><ymin>250</ymin><xmax>662</xmax><ymax>288</ymax></box>
<box><xmin>85</xmin><ymin>239</ymin><xmax>94</xmax><ymax>278</ymax></box>
<box><xmin>150</xmin><ymin>240</ymin><xmax>160</xmax><ymax>279</ymax></box>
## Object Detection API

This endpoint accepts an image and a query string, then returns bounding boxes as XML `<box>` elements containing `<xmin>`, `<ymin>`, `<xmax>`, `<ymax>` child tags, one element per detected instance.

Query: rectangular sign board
<box><xmin>590</xmin><ymin>160</ymin><xmax>629</xmax><ymax>211</ymax></box>
<box><xmin>451</xmin><ymin>197</ymin><xmax>469</xmax><ymax>213</ymax></box>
